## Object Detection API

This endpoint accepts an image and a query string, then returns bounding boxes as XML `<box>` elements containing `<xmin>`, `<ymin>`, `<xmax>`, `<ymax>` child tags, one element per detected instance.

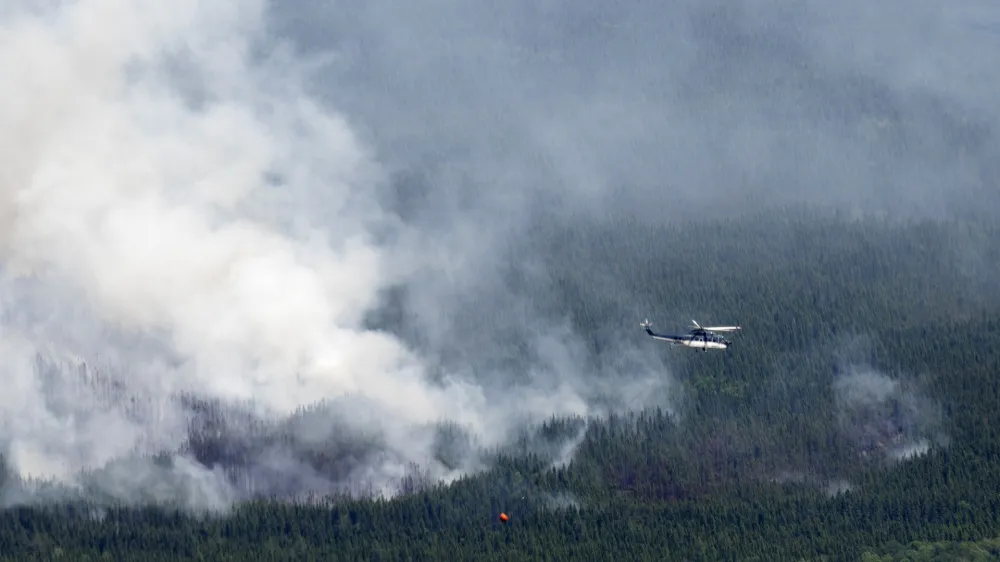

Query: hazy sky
<box><xmin>270</xmin><ymin>0</ymin><xmax>1000</xmax><ymax>224</ymax></box>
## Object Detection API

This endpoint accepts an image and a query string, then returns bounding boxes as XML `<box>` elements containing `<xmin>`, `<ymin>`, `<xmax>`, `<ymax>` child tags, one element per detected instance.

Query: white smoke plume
<box><xmin>0</xmin><ymin>0</ymin><xmax>675</xmax><ymax>510</ymax></box>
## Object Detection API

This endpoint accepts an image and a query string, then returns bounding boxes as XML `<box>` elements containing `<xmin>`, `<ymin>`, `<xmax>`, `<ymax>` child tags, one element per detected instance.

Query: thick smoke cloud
<box><xmin>0</xmin><ymin>0</ymin><xmax>675</xmax><ymax>510</ymax></box>
<box><xmin>1</xmin><ymin>0</ymin><xmax>997</xmax><ymax>510</ymax></box>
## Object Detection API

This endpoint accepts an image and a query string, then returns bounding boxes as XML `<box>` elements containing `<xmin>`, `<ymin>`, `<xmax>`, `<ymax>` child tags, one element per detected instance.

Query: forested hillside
<box><xmin>3</xmin><ymin>208</ymin><xmax>1000</xmax><ymax>561</ymax></box>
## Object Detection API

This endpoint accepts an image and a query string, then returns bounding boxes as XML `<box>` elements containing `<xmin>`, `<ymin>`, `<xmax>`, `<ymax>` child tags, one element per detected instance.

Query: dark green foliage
<box><xmin>3</xmin><ymin>208</ymin><xmax>1000</xmax><ymax>560</ymax></box>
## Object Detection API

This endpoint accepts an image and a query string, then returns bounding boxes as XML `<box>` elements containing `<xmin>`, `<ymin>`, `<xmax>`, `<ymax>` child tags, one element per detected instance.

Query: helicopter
<box><xmin>639</xmin><ymin>319</ymin><xmax>741</xmax><ymax>351</ymax></box>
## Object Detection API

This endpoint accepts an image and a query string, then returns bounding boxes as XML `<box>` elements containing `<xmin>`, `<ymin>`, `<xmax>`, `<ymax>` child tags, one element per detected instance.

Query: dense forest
<box><xmin>4</xmin><ymin>207</ymin><xmax>1000</xmax><ymax>560</ymax></box>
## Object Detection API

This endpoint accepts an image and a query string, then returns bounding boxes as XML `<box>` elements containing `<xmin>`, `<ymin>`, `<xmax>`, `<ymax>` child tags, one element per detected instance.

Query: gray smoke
<box><xmin>270</xmin><ymin>0</ymin><xmax>1000</xmax><ymax>225</ymax></box>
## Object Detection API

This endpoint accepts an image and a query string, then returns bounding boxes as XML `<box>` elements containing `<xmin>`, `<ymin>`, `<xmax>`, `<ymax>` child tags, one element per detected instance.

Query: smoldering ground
<box><xmin>832</xmin><ymin>365</ymin><xmax>947</xmax><ymax>463</ymax></box>
<box><xmin>1</xmin><ymin>0</ymin><xmax>998</xmax><ymax>511</ymax></box>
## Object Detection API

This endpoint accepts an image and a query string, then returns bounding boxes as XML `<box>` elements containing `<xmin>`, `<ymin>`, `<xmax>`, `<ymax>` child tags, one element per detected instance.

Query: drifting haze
<box><xmin>1</xmin><ymin>0</ymin><xmax>998</xmax><ymax>509</ymax></box>
<box><xmin>271</xmin><ymin>0</ymin><xmax>1000</xmax><ymax>376</ymax></box>
<box><xmin>272</xmin><ymin>0</ymin><xmax>1000</xmax><ymax>223</ymax></box>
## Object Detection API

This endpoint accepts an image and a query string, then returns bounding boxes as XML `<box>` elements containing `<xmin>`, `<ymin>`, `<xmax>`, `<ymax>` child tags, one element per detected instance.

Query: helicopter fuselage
<box><xmin>641</xmin><ymin>323</ymin><xmax>735</xmax><ymax>351</ymax></box>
